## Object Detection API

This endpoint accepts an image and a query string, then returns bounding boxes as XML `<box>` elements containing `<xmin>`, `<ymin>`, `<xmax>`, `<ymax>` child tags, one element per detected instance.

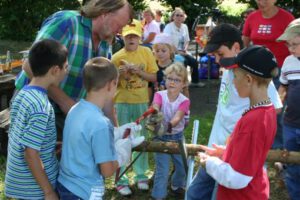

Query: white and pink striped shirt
<box><xmin>153</xmin><ymin>90</ymin><xmax>190</xmax><ymax>134</ymax></box>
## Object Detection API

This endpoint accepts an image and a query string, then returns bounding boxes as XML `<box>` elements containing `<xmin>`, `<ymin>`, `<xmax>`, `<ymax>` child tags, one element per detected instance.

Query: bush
<box><xmin>218</xmin><ymin>0</ymin><xmax>249</xmax><ymax>26</ymax></box>
<box><xmin>0</xmin><ymin>0</ymin><xmax>81</xmax><ymax>41</ymax></box>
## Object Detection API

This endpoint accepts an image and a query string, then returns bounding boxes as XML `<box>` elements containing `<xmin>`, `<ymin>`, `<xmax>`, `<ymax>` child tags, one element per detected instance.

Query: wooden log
<box><xmin>133</xmin><ymin>141</ymin><xmax>300</xmax><ymax>164</ymax></box>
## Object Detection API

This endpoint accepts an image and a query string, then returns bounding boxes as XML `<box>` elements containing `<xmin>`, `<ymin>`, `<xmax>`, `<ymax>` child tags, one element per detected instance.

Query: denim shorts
<box><xmin>56</xmin><ymin>181</ymin><xmax>83</xmax><ymax>200</ymax></box>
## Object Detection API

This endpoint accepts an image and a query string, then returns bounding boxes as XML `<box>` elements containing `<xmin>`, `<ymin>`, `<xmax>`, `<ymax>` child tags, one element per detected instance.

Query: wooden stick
<box><xmin>133</xmin><ymin>141</ymin><xmax>300</xmax><ymax>164</ymax></box>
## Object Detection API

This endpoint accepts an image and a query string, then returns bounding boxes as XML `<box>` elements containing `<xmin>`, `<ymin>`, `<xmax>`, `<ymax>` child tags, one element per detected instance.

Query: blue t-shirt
<box><xmin>58</xmin><ymin>99</ymin><xmax>116</xmax><ymax>199</ymax></box>
<box><xmin>5</xmin><ymin>85</ymin><xmax>58</xmax><ymax>199</ymax></box>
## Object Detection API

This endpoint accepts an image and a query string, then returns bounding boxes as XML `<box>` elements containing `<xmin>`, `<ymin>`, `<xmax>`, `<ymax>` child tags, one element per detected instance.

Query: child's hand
<box><xmin>199</xmin><ymin>144</ymin><xmax>225</xmax><ymax>158</ymax></box>
<box><xmin>128</xmin><ymin>64</ymin><xmax>142</xmax><ymax>75</ymax></box>
<box><xmin>119</xmin><ymin>65</ymin><xmax>128</xmax><ymax>73</ymax></box>
<box><xmin>119</xmin><ymin>65</ymin><xmax>131</xmax><ymax>80</ymax></box>
<box><xmin>119</xmin><ymin>59</ymin><xmax>133</xmax><ymax>79</ymax></box>
<box><xmin>198</xmin><ymin>152</ymin><xmax>209</xmax><ymax>168</ymax></box>
<box><xmin>145</xmin><ymin>112</ymin><xmax>165</xmax><ymax>136</ymax></box>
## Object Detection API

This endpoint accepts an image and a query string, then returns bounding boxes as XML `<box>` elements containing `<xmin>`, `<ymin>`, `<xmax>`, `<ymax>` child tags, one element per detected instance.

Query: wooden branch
<box><xmin>133</xmin><ymin>141</ymin><xmax>300</xmax><ymax>164</ymax></box>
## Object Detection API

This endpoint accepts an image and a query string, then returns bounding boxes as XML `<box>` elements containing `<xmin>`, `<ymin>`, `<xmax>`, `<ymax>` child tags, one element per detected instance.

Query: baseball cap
<box><xmin>152</xmin><ymin>33</ymin><xmax>173</xmax><ymax>46</ymax></box>
<box><xmin>220</xmin><ymin>45</ymin><xmax>278</xmax><ymax>78</ymax></box>
<box><xmin>122</xmin><ymin>19</ymin><xmax>142</xmax><ymax>37</ymax></box>
<box><xmin>204</xmin><ymin>23</ymin><xmax>242</xmax><ymax>53</ymax></box>
<box><xmin>277</xmin><ymin>18</ymin><xmax>300</xmax><ymax>41</ymax></box>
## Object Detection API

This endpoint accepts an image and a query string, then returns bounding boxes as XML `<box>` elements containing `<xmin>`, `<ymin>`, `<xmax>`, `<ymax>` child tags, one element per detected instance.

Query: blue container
<box><xmin>198</xmin><ymin>55</ymin><xmax>220</xmax><ymax>79</ymax></box>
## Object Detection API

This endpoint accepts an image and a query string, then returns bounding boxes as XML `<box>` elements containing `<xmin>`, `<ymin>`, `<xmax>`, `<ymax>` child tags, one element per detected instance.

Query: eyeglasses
<box><xmin>285</xmin><ymin>42</ymin><xmax>300</xmax><ymax>49</ymax></box>
<box><xmin>175</xmin><ymin>14</ymin><xmax>184</xmax><ymax>17</ymax></box>
<box><xmin>166</xmin><ymin>77</ymin><xmax>182</xmax><ymax>84</ymax></box>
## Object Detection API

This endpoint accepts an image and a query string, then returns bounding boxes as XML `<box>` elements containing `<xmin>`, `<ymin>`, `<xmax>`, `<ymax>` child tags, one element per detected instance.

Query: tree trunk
<box><xmin>133</xmin><ymin>141</ymin><xmax>300</xmax><ymax>164</ymax></box>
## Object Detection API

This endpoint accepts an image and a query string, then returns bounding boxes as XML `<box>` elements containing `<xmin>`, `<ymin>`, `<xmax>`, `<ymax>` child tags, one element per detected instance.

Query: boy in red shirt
<box><xmin>199</xmin><ymin>45</ymin><xmax>278</xmax><ymax>200</ymax></box>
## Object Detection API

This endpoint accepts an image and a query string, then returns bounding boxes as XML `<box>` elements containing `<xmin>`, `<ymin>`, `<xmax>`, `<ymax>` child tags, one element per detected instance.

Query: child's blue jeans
<box><xmin>56</xmin><ymin>181</ymin><xmax>83</xmax><ymax>200</ymax></box>
<box><xmin>186</xmin><ymin>166</ymin><xmax>215</xmax><ymax>200</ymax></box>
<box><xmin>151</xmin><ymin>133</ymin><xmax>186</xmax><ymax>199</ymax></box>
<box><xmin>283</xmin><ymin>125</ymin><xmax>300</xmax><ymax>200</ymax></box>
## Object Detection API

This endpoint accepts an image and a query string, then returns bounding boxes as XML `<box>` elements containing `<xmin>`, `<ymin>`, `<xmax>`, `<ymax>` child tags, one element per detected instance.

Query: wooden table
<box><xmin>0</xmin><ymin>60</ymin><xmax>23</xmax><ymax>110</ymax></box>
<box><xmin>0</xmin><ymin>61</ymin><xmax>23</xmax><ymax>155</ymax></box>
<box><xmin>0</xmin><ymin>74</ymin><xmax>16</xmax><ymax>156</ymax></box>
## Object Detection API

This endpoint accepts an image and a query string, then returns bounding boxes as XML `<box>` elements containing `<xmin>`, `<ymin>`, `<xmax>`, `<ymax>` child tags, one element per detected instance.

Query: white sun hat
<box><xmin>152</xmin><ymin>33</ymin><xmax>173</xmax><ymax>46</ymax></box>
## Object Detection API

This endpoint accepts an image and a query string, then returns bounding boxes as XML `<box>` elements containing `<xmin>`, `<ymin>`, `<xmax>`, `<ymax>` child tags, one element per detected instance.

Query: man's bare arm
<box><xmin>48</xmin><ymin>85</ymin><xmax>76</xmax><ymax>115</ymax></box>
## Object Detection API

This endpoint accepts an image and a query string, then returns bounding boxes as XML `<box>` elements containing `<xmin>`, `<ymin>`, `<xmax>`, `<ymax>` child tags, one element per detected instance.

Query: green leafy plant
<box><xmin>0</xmin><ymin>0</ymin><xmax>81</xmax><ymax>41</ymax></box>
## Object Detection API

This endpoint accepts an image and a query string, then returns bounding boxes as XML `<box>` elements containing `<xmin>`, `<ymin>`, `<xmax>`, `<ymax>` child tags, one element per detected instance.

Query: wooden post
<box><xmin>133</xmin><ymin>141</ymin><xmax>300</xmax><ymax>164</ymax></box>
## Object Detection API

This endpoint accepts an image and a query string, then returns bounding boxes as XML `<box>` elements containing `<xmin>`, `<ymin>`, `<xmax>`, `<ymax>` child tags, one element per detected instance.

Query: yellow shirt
<box><xmin>112</xmin><ymin>46</ymin><xmax>158</xmax><ymax>103</ymax></box>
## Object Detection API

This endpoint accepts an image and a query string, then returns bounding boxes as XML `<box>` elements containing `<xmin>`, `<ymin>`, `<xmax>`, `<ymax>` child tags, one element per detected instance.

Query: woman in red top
<box><xmin>242</xmin><ymin>0</ymin><xmax>294</xmax><ymax>69</ymax></box>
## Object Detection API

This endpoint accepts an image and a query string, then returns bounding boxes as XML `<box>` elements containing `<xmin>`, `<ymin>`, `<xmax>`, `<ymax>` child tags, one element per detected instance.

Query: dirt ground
<box><xmin>188</xmin><ymin>79</ymin><xmax>219</xmax><ymax>116</ymax></box>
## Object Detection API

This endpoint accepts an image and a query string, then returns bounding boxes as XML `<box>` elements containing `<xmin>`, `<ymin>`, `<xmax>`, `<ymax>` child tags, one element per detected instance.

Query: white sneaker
<box><xmin>116</xmin><ymin>185</ymin><xmax>132</xmax><ymax>196</ymax></box>
<box><xmin>137</xmin><ymin>181</ymin><xmax>149</xmax><ymax>190</ymax></box>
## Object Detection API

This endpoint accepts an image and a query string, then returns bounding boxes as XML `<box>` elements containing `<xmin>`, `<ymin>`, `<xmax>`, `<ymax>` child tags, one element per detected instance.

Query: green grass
<box><xmin>184</xmin><ymin>113</ymin><xmax>215</xmax><ymax>145</ymax></box>
<box><xmin>0</xmin><ymin>156</ymin><xmax>6</xmax><ymax>199</ymax></box>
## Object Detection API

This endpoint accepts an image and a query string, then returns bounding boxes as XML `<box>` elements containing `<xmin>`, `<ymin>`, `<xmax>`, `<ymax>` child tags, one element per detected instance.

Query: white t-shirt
<box><xmin>208</xmin><ymin>69</ymin><xmax>282</xmax><ymax>147</ymax></box>
<box><xmin>143</xmin><ymin>20</ymin><xmax>160</xmax><ymax>44</ymax></box>
<box><xmin>163</xmin><ymin>22</ymin><xmax>190</xmax><ymax>51</ymax></box>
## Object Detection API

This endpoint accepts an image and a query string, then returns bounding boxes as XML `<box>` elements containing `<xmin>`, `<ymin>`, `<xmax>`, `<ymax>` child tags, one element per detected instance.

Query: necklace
<box><xmin>242</xmin><ymin>98</ymin><xmax>272</xmax><ymax>116</ymax></box>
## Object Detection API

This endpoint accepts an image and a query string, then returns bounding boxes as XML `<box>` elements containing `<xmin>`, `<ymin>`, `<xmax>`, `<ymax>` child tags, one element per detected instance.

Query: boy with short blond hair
<box><xmin>5</xmin><ymin>39</ymin><xmax>68</xmax><ymax>200</ymax></box>
<box><xmin>57</xmin><ymin>57</ymin><xmax>135</xmax><ymax>199</ymax></box>
<box><xmin>199</xmin><ymin>45</ymin><xmax>278</xmax><ymax>199</ymax></box>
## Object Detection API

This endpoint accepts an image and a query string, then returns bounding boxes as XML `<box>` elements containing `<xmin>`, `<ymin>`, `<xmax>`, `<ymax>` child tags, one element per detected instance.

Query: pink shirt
<box><xmin>153</xmin><ymin>90</ymin><xmax>190</xmax><ymax>134</ymax></box>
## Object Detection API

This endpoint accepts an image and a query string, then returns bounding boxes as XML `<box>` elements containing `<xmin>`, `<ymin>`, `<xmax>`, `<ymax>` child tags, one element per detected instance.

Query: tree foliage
<box><xmin>128</xmin><ymin>0</ymin><xmax>148</xmax><ymax>12</ymax></box>
<box><xmin>0</xmin><ymin>0</ymin><xmax>81</xmax><ymax>41</ymax></box>
<box><xmin>237</xmin><ymin>0</ymin><xmax>300</xmax><ymax>17</ymax></box>
<box><xmin>158</xmin><ymin>0</ymin><xmax>218</xmax><ymax>23</ymax></box>
<box><xmin>0</xmin><ymin>0</ymin><xmax>149</xmax><ymax>41</ymax></box>
<box><xmin>158</xmin><ymin>0</ymin><xmax>219</xmax><ymax>36</ymax></box>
